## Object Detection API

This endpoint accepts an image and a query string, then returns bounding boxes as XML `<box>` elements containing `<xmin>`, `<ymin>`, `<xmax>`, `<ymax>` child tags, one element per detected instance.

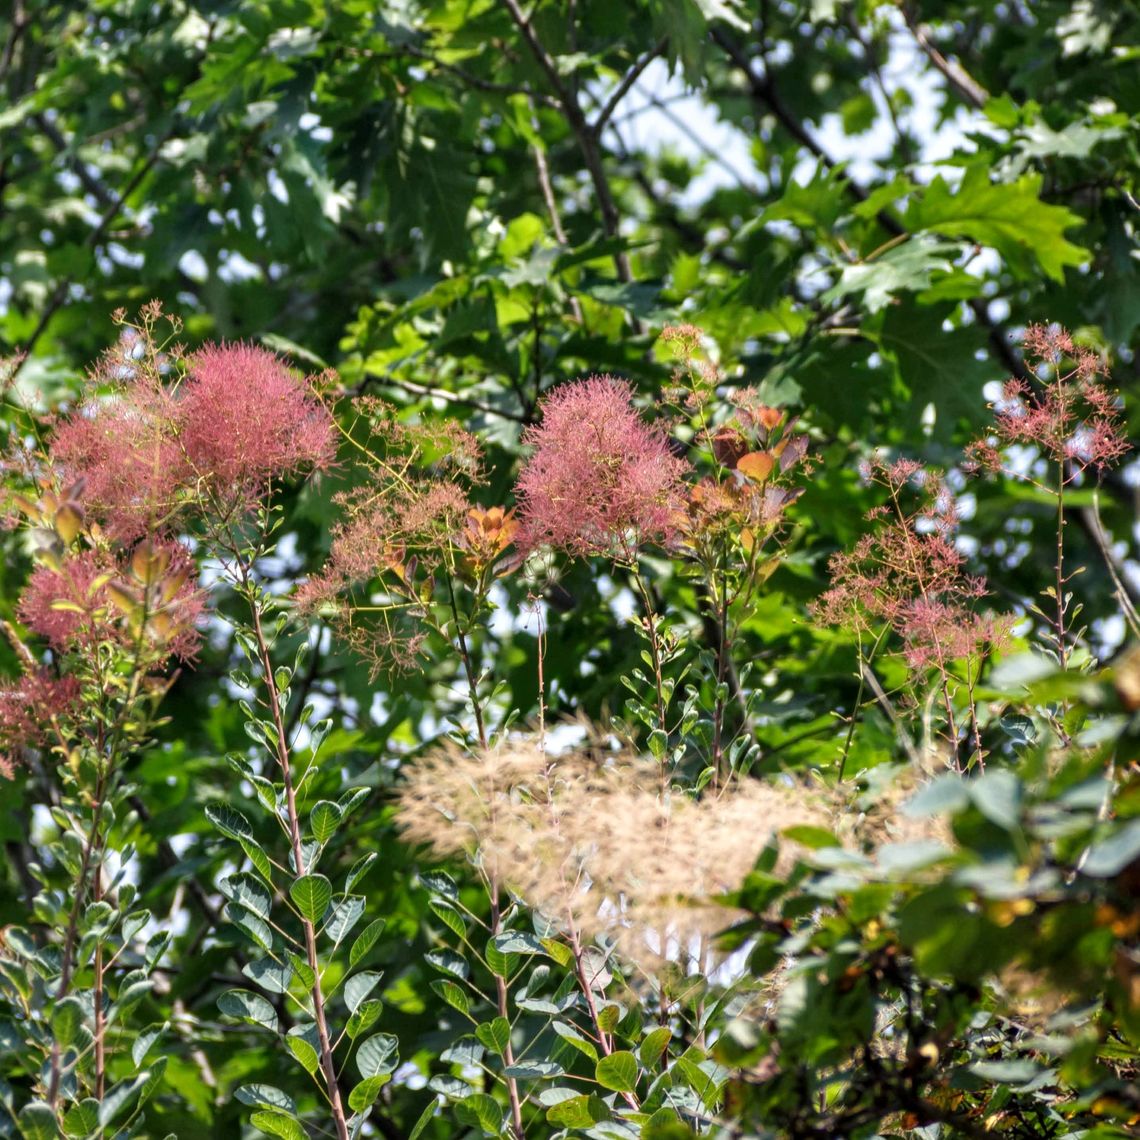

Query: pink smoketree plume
<box><xmin>814</xmin><ymin>458</ymin><xmax>1008</xmax><ymax>674</ymax></box>
<box><xmin>49</xmin><ymin>323</ymin><xmax>336</xmax><ymax>539</ymax></box>
<box><xmin>50</xmin><ymin>380</ymin><xmax>187</xmax><ymax>542</ymax></box>
<box><xmin>514</xmin><ymin>375</ymin><xmax>688</xmax><ymax>560</ymax></box>
<box><xmin>967</xmin><ymin>323</ymin><xmax>1129</xmax><ymax>479</ymax></box>
<box><xmin>179</xmin><ymin>342</ymin><xmax>337</xmax><ymax>506</ymax></box>
<box><xmin>18</xmin><ymin>543</ymin><xmax>204</xmax><ymax>662</ymax></box>
<box><xmin>0</xmin><ymin>671</ymin><xmax>82</xmax><ymax>779</ymax></box>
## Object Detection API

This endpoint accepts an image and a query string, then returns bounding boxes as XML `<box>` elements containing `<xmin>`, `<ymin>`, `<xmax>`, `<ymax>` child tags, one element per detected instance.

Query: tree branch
<box><xmin>709</xmin><ymin>25</ymin><xmax>1026</xmax><ymax>381</ymax></box>
<box><xmin>592</xmin><ymin>37</ymin><xmax>668</xmax><ymax>137</ymax></box>
<box><xmin>357</xmin><ymin>371</ymin><xmax>531</xmax><ymax>423</ymax></box>
<box><xmin>14</xmin><ymin>136</ymin><xmax>168</xmax><ymax>373</ymax></box>
<box><xmin>900</xmin><ymin>5</ymin><xmax>990</xmax><ymax>111</ymax></box>
<box><xmin>500</xmin><ymin>0</ymin><xmax>634</xmax><ymax>284</ymax></box>
<box><xmin>389</xmin><ymin>44</ymin><xmax>561</xmax><ymax>109</ymax></box>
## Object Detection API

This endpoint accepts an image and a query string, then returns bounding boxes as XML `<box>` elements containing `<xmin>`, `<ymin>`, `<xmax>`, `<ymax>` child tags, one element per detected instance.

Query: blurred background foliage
<box><xmin>1</xmin><ymin>0</ymin><xmax>1138</xmax><ymax>1136</ymax></box>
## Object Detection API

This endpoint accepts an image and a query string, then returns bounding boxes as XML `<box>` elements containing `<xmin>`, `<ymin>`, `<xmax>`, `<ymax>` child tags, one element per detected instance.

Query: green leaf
<box><xmin>324</xmin><ymin>894</ymin><xmax>366</xmax><ymax>944</ymax></box>
<box><xmin>421</xmin><ymin>870</ymin><xmax>459</xmax><ymax>901</ymax></box>
<box><xmin>485</xmin><ymin>941</ymin><xmax>518</xmax><ymax>979</ymax></box>
<box><xmin>596</xmin><ymin>1004</ymin><xmax>621</xmax><ymax>1033</ymax></box>
<box><xmin>243</xmin><ymin>956</ymin><xmax>294</xmax><ymax>995</ymax></box>
<box><xmin>206</xmin><ymin>803</ymin><xmax>255</xmax><ymax>842</ymax></box>
<box><xmin>289</xmin><ymin>874</ymin><xmax>332</xmax><ymax>924</ymax></box>
<box><xmin>52</xmin><ymin>997</ymin><xmax>83</xmax><ymax>1049</ymax></box>
<box><xmin>639</xmin><ymin>1026</ymin><xmax>672</xmax><ymax>1068</ymax></box>
<box><xmin>454</xmin><ymin>1093</ymin><xmax>502</xmax><ymax>1133</ymax></box>
<box><xmin>675</xmin><ymin>1056</ymin><xmax>726</xmax><ymax>1107</ymax></box>
<box><xmin>877</xmin><ymin>302</ymin><xmax>991</xmax><ymax>434</ymax></box>
<box><xmin>286</xmin><ymin>1027</ymin><xmax>320</xmax><ymax>1075</ymax></box>
<box><xmin>970</xmin><ymin>1059</ymin><xmax>1043</xmax><ymax>1083</ymax></box>
<box><xmin>132</xmin><ymin>1023</ymin><xmax>165</xmax><ymax>1067</ymax></box>
<box><xmin>17</xmin><ymin>1102</ymin><xmax>58</xmax><ymax>1140</ymax></box>
<box><xmin>503</xmin><ymin>1061</ymin><xmax>563</xmax><ymax>1079</ymax></box>
<box><xmin>240</xmin><ymin>838</ymin><xmax>274</xmax><ymax>883</ymax></box>
<box><xmin>426</xmin><ymin>948</ymin><xmax>469</xmax><ymax>979</ymax></box>
<box><xmin>969</xmin><ymin>770</ymin><xmax>1022</xmax><ymax>831</ymax></box>
<box><xmin>288</xmin><ymin>953</ymin><xmax>316</xmax><ymax>990</ymax></box>
<box><xmin>430</xmin><ymin>979</ymin><xmax>470</xmax><ymax>1015</ymax></box>
<box><xmin>236</xmin><ymin>1085</ymin><xmax>297</xmax><ymax>1114</ymax></box>
<box><xmin>1082</xmin><ymin>818</ymin><xmax>1140</xmax><ymax>877</ymax></box>
<box><xmin>541</xmin><ymin>938</ymin><xmax>574</xmax><ymax>968</ymax></box>
<box><xmin>346</xmin><ymin>853</ymin><xmax>378</xmax><ymax>892</ymax></box>
<box><xmin>905</xmin><ymin>166</ymin><xmax>1089</xmax><ymax>281</ymax></box>
<box><xmin>98</xmin><ymin>1067</ymin><xmax>159</xmax><ymax>1128</ymax></box>
<box><xmin>490</xmin><ymin>930</ymin><xmax>546</xmax><ymax>955</ymax></box>
<box><xmin>349</xmin><ymin>917</ymin><xmax>386</xmax><ymax>968</ymax></box>
<box><xmin>429</xmin><ymin>900</ymin><xmax>466</xmax><ymax>938</ymax></box>
<box><xmin>475</xmin><ymin>1016</ymin><xmax>511</xmax><ymax>1056</ymax></box>
<box><xmin>904</xmin><ymin>774</ymin><xmax>971</xmax><ymax>817</ymax></box>
<box><xmin>824</xmin><ymin>238</ymin><xmax>961</xmax><ymax>312</ymax></box>
<box><xmin>224</xmin><ymin>872</ymin><xmax>272</xmax><ymax>919</ymax></box>
<box><xmin>595</xmin><ymin>1050</ymin><xmax>638</xmax><ymax>1093</ymax></box>
<box><xmin>356</xmin><ymin>1032</ymin><xmax>399</xmax><ymax>1078</ymax></box>
<box><xmin>408</xmin><ymin>1098</ymin><xmax>439</xmax><ymax>1140</ymax></box>
<box><xmin>226</xmin><ymin>904</ymin><xmax>275</xmax><ymax>953</ymax></box>
<box><xmin>552</xmin><ymin>1019</ymin><xmax>598</xmax><ymax>1061</ymax></box>
<box><xmin>346</xmin><ymin>999</ymin><xmax>384</xmax><ymax>1039</ymax></box>
<box><xmin>345</xmin><ymin>970</ymin><xmax>384</xmax><ymax>1014</ymax></box>
<box><xmin>545</xmin><ymin>1094</ymin><xmax>611</xmax><ymax>1128</ymax></box>
<box><xmin>217</xmin><ymin>989</ymin><xmax>278</xmax><ymax>1033</ymax></box>
<box><xmin>781</xmin><ymin>825</ymin><xmax>840</xmax><ymax>850</ymax></box>
<box><xmin>61</xmin><ymin>1100</ymin><xmax>99</xmax><ymax>1138</ymax></box>
<box><xmin>135</xmin><ymin>1058</ymin><xmax>168</xmax><ymax>1116</ymax></box>
<box><xmin>348</xmin><ymin>1074</ymin><xmax>391</xmax><ymax>1112</ymax></box>
<box><xmin>642</xmin><ymin>1108</ymin><xmax>699</xmax><ymax>1138</ymax></box>
<box><xmin>310</xmin><ymin>800</ymin><xmax>343</xmax><ymax>844</ymax></box>
<box><xmin>250</xmin><ymin>1111</ymin><xmax>306</xmax><ymax>1140</ymax></box>
<box><xmin>122</xmin><ymin>909</ymin><xmax>152</xmax><ymax>942</ymax></box>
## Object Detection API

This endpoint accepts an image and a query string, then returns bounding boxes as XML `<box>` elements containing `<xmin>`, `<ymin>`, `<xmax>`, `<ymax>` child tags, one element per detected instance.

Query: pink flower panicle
<box><xmin>49</xmin><ymin>317</ymin><xmax>336</xmax><ymax>539</ymax></box>
<box><xmin>19</xmin><ymin>549</ymin><xmax>117</xmax><ymax>653</ymax></box>
<box><xmin>814</xmin><ymin>459</ymin><xmax>1011</xmax><ymax>675</ymax></box>
<box><xmin>50</xmin><ymin>386</ymin><xmax>187</xmax><ymax>542</ymax></box>
<box><xmin>295</xmin><ymin>402</ymin><xmax>485</xmax><ymax>675</ymax></box>
<box><xmin>18</xmin><ymin>544</ymin><xmax>204</xmax><ymax>662</ymax></box>
<box><xmin>515</xmin><ymin>375</ymin><xmax>689</xmax><ymax>560</ymax></box>
<box><xmin>966</xmin><ymin>324</ymin><xmax>1130</xmax><ymax>480</ymax></box>
<box><xmin>0</xmin><ymin>670</ymin><xmax>82</xmax><ymax>778</ymax></box>
<box><xmin>179</xmin><ymin>343</ymin><xmax>337</xmax><ymax>502</ymax></box>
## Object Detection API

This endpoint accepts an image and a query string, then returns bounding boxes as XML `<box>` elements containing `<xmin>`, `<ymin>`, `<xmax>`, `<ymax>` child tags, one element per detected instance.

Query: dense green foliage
<box><xmin>1</xmin><ymin>1</ymin><xmax>1138</xmax><ymax>1138</ymax></box>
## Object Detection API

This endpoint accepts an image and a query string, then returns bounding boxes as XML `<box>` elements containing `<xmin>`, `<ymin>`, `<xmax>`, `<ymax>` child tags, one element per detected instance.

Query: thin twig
<box><xmin>14</xmin><ymin>137</ymin><xmax>169</xmax><ymax>375</ymax></box>
<box><xmin>640</xmin><ymin>93</ymin><xmax>763</xmax><ymax>195</ymax></box>
<box><xmin>500</xmin><ymin>0</ymin><xmax>634</xmax><ymax>285</ymax></box>
<box><xmin>358</xmin><ymin>371</ymin><xmax>529</xmax><ymax>423</ymax></box>
<box><xmin>0</xmin><ymin>0</ymin><xmax>27</xmax><ymax>83</ymax></box>
<box><xmin>860</xmin><ymin>661</ymin><xmax>921</xmax><ymax>767</ymax></box>
<box><xmin>592</xmin><ymin>38</ymin><xmax>669</xmax><ymax>136</ymax></box>
<box><xmin>1086</xmin><ymin>491</ymin><xmax>1140</xmax><ymax>640</ymax></box>
<box><xmin>900</xmin><ymin>5</ymin><xmax>990</xmax><ymax>111</ymax></box>
<box><xmin>709</xmin><ymin>26</ymin><xmax>1027</xmax><ymax>383</ymax></box>
<box><xmin>529</xmin><ymin>111</ymin><xmax>586</xmax><ymax>325</ymax></box>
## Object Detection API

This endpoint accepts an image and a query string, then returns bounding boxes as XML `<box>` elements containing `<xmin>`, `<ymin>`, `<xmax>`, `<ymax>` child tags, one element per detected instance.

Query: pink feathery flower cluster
<box><xmin>179</xmin><ymin>342</ymin><xmax>337</xmax><ymax>494</ymax></box>
<box><xmin>0</xmin><ymin>671</ymin><xmax>82</xmax><ymax>779</ymax></box>
<box><xmin>18</xmin><ymin>542</ymin><xmax>205</xmax><ymax>662</ymax></box>
<box><xmin>967</xmin><ymin>324</ymin><xmax>1130</xmax><ymax>479</ymax></box>
<box><xmin>50</xmin><ymin>385</ymin><xmax>184</xmax><ymax>542</ymax></box>
<box><xmin>514</xmin><ymin>375</ymin><xmax>689</xmax><ymax>559</ymax></box>
<box><xmin>51</xmin><ymin>336</ymin><xmax>336</xmax><ymax>539</ymax></box>
<box><xmin>814</xmin><ymin>459</ymin><xmax>1011</xmax><ymax>673</ymax></box>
